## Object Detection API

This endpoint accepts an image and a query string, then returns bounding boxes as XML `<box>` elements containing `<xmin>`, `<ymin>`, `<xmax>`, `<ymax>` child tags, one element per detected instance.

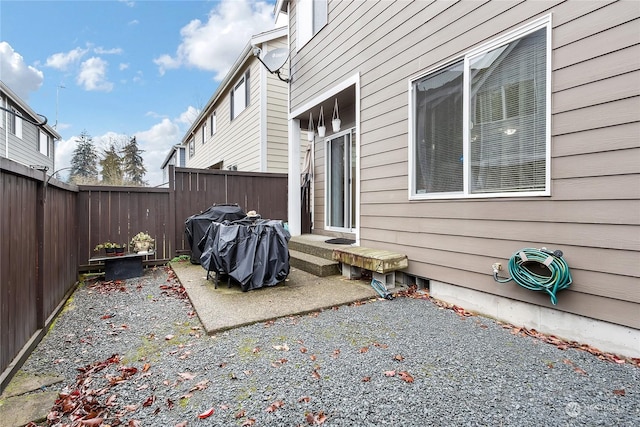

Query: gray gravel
<box><xmin>20</xmin><ymin>265</ymin><xmax>640</xmax><ymax>426</ymax></box>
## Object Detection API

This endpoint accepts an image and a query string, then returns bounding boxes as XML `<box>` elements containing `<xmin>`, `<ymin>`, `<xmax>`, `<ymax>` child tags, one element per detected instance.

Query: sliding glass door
<box><xmin>326</xmin><ymin>129</ymin><xmax>356</xmax><ymax>231</ymax></box>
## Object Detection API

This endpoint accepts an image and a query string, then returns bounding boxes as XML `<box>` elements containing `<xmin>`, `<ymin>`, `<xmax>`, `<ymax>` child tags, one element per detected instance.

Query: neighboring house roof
<box><xmin>180</xmin><ymin>26</ymin><xmax>287</xmax><ymax>145</ymax></box>
<box><xmin>160</xmin><ymin>144</ymin><xmax>183</xmax><ymax>169</ymax></box>
<box><xmin>0</xmin><ymin>80</ymin><xmax>61</xmax><ymax>141</ymax></box>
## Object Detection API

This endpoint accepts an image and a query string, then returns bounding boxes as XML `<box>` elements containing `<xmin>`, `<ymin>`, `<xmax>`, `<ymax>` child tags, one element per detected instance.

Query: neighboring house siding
<box><xmin>1</xmin><ymin>95</ymin><xmax>56</xmax><ymax>171</ymax></box>
<box><xmin>187</xmin><ymin>61</ymin><xmax>262</xmax><ymax>171</ymax></box>
<box><xmin>265</xmin><ymin>37</ymin><xmax>290</xmax><ymax>173</ymax></box>
<box><xmin>228</xmin><ymin>61</ymin><xmax>261</xmax><ymax>171</ymax></box>
<box><xmin>290</xmin><ymin>1</ymin><xmax>640</xmax><ymax>329</ymax></box>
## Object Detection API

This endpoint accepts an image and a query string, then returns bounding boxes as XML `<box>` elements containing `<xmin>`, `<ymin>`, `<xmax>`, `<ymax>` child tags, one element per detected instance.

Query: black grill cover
<box><xmin>184</xmin><ymin>204</ymin><xmax>246</xmax><ymax>263</ymax></box>
<box><xmin>199</xmin><ymin>218</ymin><xmax>290</xmax><ymax>291</ymax></box>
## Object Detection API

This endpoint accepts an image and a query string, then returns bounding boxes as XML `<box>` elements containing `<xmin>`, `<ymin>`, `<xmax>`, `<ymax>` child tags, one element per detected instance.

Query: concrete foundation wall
<box><xmin>430</xmin><ymin>281</ymin><xmax>640</xmax><ymax>359</ymax></box>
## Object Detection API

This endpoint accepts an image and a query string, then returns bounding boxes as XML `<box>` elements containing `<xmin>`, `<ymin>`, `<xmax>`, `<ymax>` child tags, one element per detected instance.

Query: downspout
<box><xmin>259</xmin><ymin>42</ymin><xmax>268</xmax><ymax>172</ymax></box>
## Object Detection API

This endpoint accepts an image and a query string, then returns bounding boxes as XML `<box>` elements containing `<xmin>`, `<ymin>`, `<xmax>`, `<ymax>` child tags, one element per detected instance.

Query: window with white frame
<box><xmin>10</xmin><ymin>108</ymin><xmax>23</xmax><ymax>138</ymax></box>
<box><xmin>297</xmin><ymin>0</ymin><xmax>327</xmax><ymax>50</ymax></box>
<box><xmin>189</xmin><ymin>138</ymin><xmax>195</xmax><ymax>158</ymax></box>
<box><xmin>39</xmin><ymin>130</ymin><xmax>49</xmax><ymax>156</ymax></box>
<box><xmin>210</xmin><ymin>111</ymin><xmax>216</xmax><ymax>136</ymax></box>
<box><xmin>230</xmin><ymin>70</ymin><xmax>250</xmax><ymax>120</ymax></box>
<box><xmin>202</xmin><ymin>123</ymin><xmax>207</xmax><ymax>144</ymax></box>
<box><xmin>410</xmin><ymin>18</ymin><xmax>549</xmax><ymax>198</ymax></box>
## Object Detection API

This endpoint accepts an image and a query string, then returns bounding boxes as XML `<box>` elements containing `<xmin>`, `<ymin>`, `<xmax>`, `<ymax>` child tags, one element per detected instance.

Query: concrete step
<box><xmin>289</xmin><ymin>236</ymin><xmax>352</xmax><ymax>260</ymax></box>
<box><xmin>289</xmin><ymin>249</ymin><xmax>340</xmax><ymax>277</ymax></box>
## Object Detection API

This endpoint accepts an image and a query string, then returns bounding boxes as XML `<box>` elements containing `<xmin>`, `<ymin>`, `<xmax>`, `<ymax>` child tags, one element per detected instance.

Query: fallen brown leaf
<box><xmin>178</xmin><ymin>372</ymin><xmax>196</xmax><ymax>381</ymax></box>
<box><xmin>80</xmin><ymin>418</ymin><xmax>104</xmax><ymax>426</ymax></box>
<box><xmin>398</xmin><ymin>371</ymin><xmax>414</xmax><ymax>383</ymax></box>
<box><xmin>197</xmin><ymin>407</ymin><xmax>215</xmax><ymax>419</ymax></box>
<box><xmin>265</xmin><ymin>400</ymin><xmax>284</xmax><ymax>412</ymax></box>
<box><xmin>142</xmin><ymin>395</ymin><xmax>155</xmax><ymax>407</ymax></box>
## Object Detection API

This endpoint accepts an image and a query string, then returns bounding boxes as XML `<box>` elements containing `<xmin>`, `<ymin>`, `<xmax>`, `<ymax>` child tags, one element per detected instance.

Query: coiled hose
<box><xmin>493</xmin><ymin>248</ymin><xmax>572</xmax><ymax>305</ymax></box>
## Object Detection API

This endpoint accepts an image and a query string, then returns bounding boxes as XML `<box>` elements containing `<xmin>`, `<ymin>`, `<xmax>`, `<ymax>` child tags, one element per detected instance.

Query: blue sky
<box><xmin>1</xmin><ymin>0</ymin><xmax>279</xmax><ymax>186</ymax></box>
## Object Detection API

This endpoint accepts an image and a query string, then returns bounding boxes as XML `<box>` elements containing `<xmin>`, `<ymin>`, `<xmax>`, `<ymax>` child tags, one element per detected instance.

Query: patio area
<box><xmin>171</xmin><ymin>260</ymin><xmax>380</xmax><ymax>334</ymax></box>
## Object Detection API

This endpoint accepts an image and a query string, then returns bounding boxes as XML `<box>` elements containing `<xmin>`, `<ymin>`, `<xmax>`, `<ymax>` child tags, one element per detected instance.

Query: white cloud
<box><xmin>153</xmin><ymin>54</ymin><xmax>181</xmax><ymax>76</ymax></box>
<box><xmin>177</xmin><ymin>105</ymin><xmax>200</xmax><ymax>127</ymax></box>
<box><xmin>119</xmin><ymin>63</ymin><xmax>130</xmax><ymax>71</ymax></box>
<box><xmin>45</xmin><ymin>47</ymin><xmax>88</xmax><ymax>70</ymax></box>
<box><xmin>132</xmin><ymin>70</ymin><xmax>143</xmax><ymax>83</ymax></box>
<box><xmin>134</xmin><ymin>118</ymin><xmax>182</xmax><ymax>186</ymax></box>
<box><xmin>77</xmin><ymin>57</ymin><xmax>114</xmax><ymax>91</ymax></box>
<box><xmin>154</xmin><ymin>0</ymin><xmax>275</xmax><ymax>80</ymax></box>
<box><xmin>0</xmin><ymin>42</ymin><xmax>44</xmax><ymax>100</ymax></box>
<box><xmin>53</xmin><ymin>135</ymin><xmax>78</xmax><ymax>179</ymax></box>
<box><xmin>94</xmin><ymin>47</ymin><xmax>123</xmax><ymax>55</ymax></box>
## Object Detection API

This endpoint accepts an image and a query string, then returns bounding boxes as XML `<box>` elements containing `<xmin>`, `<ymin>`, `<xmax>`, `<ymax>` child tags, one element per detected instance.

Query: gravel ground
<box><xmin>19</xmin><ymin>265</ymin><xmax>640</xmax><ymax>427</ymax></box>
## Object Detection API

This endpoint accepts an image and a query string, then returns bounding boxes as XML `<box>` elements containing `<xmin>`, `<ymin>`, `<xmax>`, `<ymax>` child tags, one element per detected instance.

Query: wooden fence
<box><xmin>1</xmin><ymin>161</ymin><xmax>288</xmax><ymax>392</ymax></box>
<box><xmin>1</xmin><ymin>159</ymin><xmax>79</xmax><ymax>393</ymax></box>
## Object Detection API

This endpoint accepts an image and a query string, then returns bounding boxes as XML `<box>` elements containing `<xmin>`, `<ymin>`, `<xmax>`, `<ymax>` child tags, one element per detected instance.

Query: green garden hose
<box><xmin>493</xmin><ymin>248</ymin><xmax>572</xmax><ymax>305</ymax></box>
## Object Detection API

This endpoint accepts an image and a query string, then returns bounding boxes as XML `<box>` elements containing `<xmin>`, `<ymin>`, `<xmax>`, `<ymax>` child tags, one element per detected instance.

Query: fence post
<box><xmin>36</xmin><ymin>169</ymin><xmax>46</xmax><ymax>328</ymax></box>
<box><xmin>168</xmin><ymin>165</ymin><xmax>176</xmax><ymax>259</ymax></box>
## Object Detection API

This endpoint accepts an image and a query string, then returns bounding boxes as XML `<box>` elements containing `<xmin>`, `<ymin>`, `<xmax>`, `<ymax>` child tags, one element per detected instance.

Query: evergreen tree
<box><xmin>121</xmin><ymin>136</ymin><xmax>147</xmax><ymax>186</ymax></box>
<box><xmin>100</xmin><ymin>143</ymin><xmax>123</xmax><ymax>185</ymax></box>
<box><xmin>69</xmin><ymin>130</ymin><xmax>99</xmax><ymax>184</ymax></box>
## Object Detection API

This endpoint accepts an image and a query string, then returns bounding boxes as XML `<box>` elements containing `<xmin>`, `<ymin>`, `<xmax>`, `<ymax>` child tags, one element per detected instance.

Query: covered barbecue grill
<box><xmin>199</xmin><ymin>217</ymin><xmax>291</xmax><ymax>292</ymax></box>
<box><xmin>184</xmin><ymin>204</ymin><xmax>246</xmax><ymax>264</ymax></box>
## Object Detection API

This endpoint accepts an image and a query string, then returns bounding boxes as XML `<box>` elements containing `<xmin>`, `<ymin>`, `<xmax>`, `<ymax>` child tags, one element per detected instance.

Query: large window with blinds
<box><xmin>410</xmin><ymin>17</ymin><xmax>550</xmax><ymax>199</ymax></box>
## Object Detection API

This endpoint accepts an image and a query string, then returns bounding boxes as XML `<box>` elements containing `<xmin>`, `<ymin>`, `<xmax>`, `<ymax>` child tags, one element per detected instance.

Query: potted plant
<box><xmin>115</xmin><ymin>243</ymin><xmax>126</xmax><ymax>256</ymax></box>
<box><xmin>131</xmin><ymin>232</ymin><xmax>154</xmax><ymax>254</ymax></box>
<box><xmin>94</xmin><ymin>242</ymin><xmax>119</xmax><ymax>256</ymax></box>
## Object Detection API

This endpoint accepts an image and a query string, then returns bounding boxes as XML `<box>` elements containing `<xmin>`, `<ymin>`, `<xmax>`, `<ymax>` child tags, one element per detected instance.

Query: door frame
<box><xmin>324</xmin><ymin>128</ymin><xmax>356</xmax><ymax>233</ymax></box>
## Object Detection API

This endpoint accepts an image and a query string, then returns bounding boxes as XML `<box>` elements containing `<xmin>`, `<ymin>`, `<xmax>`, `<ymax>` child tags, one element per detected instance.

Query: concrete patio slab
<box><xmin>171</xmin><ymin>262</ymin><xmax>380</xmax><ymax>334</ymax></box>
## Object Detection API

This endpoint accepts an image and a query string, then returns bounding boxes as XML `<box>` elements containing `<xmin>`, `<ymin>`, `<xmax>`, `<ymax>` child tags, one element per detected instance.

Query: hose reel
<box><xmin>492</xmin><ymin>248</ymin><xmax>572</xmax><ymax>305</ymax></box>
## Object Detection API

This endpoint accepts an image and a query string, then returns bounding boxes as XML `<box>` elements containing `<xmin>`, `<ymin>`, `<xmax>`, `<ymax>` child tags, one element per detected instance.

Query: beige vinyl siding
<box><xmin>265</xmin><ymin>37</ymin><xmax>290</xmax><ymax>173</ymax></box>
<box><xmin>189</xmin><ymin>60</ymin><xmax>262</xmax><ymax>171</ymax></box>
<box><xmin>290</xmin><ymin>0</ymin><xmax>640</xmax><ymax>328</ymax></box>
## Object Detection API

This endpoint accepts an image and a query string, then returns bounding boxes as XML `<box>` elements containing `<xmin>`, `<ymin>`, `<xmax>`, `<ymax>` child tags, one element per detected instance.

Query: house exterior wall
<box><xmin>265</xmin><ymin>37</ymin><xmax>290</xmax><ymax>173</ymax></box>
<box><xmin>187</xmin><ymin>59</ymin><xmax>261</xmax><ymax>171</ymax></box>
<box><xmin>287</xmin><ymin>0</ymin><xmax>640</xmax><ymax>336</ymax></box>
<box><xmin>1</xmin><ymin>87</ymin><xmax>57</xmax><ymax>171</ymax></box>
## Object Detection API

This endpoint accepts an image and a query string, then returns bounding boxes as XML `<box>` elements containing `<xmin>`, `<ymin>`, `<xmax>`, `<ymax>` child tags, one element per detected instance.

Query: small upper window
<box><xmin>297</xmin><ymin>0</ymin><xmax>327</xmax><ymax>50</ymax></box>
<box><xmin>39</xmin><ymin>130</ymin><xmax>49</xmax><ymax>156</ymax></box>
<box><xmin>189</xmin><ymin>138</ymin><xmax>195</xmax><ymax>158</ymax></box>
<box><xmin>10</xmin><ymin>108</ymin><xmax>23</xmax><ymax>138</ymax></box>
<box><xmin>210</xmin><ymin>111</ymin><xmax>216</xmax><ymax>136</ymax></box>
<box><xmin>230</xmin><ymin>70</ymin><xmax>250</xmax><ymax>120</ymax></box>
<box><xmin>202</xmin><ymin>123</ymin><xmax>207</xmax><ymax>144</ymax></box>
<box><xmin>410</xmin><ymin>18</ymin><xmax>550</xmax><ymax>199</ymax></box>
